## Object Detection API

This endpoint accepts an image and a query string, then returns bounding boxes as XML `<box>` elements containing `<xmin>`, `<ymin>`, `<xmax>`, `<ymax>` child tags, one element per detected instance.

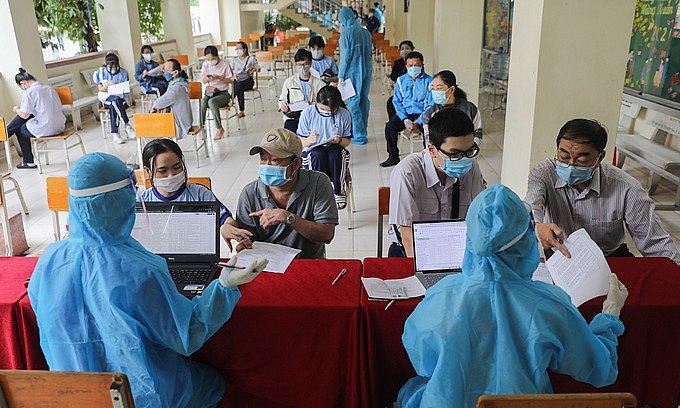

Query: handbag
<box><xmin>205</xmin><ymin>86</ymin><xmax>218</xmax><ymax>97</ymax></box>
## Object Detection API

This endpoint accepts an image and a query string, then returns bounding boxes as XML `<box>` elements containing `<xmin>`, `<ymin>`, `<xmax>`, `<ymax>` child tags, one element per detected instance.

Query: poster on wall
<box><xmin>625</xmin><ymin>0</ymin><xmax>680</xmax><ymax>104</ymax></box>
<box><xmin>483</xmin><ymin>0</ymin><xmax>512</xmax><ymax>52</ymax></box>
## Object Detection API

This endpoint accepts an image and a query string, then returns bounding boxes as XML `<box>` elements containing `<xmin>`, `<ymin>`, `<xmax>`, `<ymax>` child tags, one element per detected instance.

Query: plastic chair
<box><xmin>243</xmin><ymin>71</ymin><xmax>265</xmax><ymax>116</ymax></box>
<box><xmin>33</xmin><ymin>89</ymin><xmax>86</xmax><ymax>173</ymax></box>
<box><xmin>377</xmin><ymin>186</ymin><xmax>390</xmax><ymax>257</ymax></box>
<box><xmin>0</xmin><ymin>117</ymin><xmax>29</xmax><ymax>216</ymax></box>
<box><xmin>476</xmin><ymin>393</ymin><xmax>637</xmax><ymax>408</ymax></box>
<box><xmin>204</xmin><ymin>83</ymin><xmax>242</xmax><ymax>139</ymax></box>
<box><xmin>249</xmin><ymin>33</ymin><xmax>262</xmax><ymax>51</ymax></box>
<box><xmin>254</xmin><ymin>51</ymin><xmax>278</xmax><ymax>99</ymax></box>
<box><xmin>135</xmin><ymin>113</ymin><xmax>207</xmax><ymax>168</ymax></box>
<box><xmin>46</xmin><ymin>176</ymin><xmax>69</xmax><ymax>241</ymax></box>
<box><xmin>0</xmin><ymin>370</ymin><xmax>134</xmax><ymax>407</ymax></box>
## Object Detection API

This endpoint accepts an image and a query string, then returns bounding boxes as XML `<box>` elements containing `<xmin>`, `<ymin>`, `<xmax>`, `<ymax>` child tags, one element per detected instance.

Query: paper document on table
<box><xmin>288</xmin><ymin>101</ymin><xmax>310</xmax><ymax>112</ymax></box>
<box><xmin>235</xmin><ymin>241</ymin><xmax>301</xmax><ymax>273</ymax></box>
<box><xmin>361</xmin><ymin>276</ymin><xmax>426</xmax><ymax>300</ymax></box>
<box><xmin>545</xmin><ymin>228</ymin><xmax>610</xmax><ymax>306</ymax></box>
<box><xmin>338</xmin><ymin>78</ymin><xmax>356</xmax><ymax>100</ymax></box>
<box><xmin>107</xmin><ymin>81</ymin><xmax>130</xmax><ymax>96</ymax></box>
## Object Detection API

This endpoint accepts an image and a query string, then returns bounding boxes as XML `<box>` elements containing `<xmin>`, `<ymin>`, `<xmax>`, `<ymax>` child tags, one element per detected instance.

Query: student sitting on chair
<box><xmin>93</xmin><ymin>53</ymin><xmax>134</xmax><ymax>145</ymax></box>
<box><xmin>278</xmin><ymin>49</ymin><xmax>326</xmax><ymax>133</ymax></box>
<box><xmin>229</xmin><ymin>41</ymin><xmax>260</xmax><ymax>118</ymax></box>
<box><xmin>138</xmin><ymin>139</ymin><xmax>252</xmax><ymax>250</ymax></box>
<box><xmin>134</xmin><ymin>45</ymin><xmax>167</xmax><ymax>98</ymax></box>
<box><xmin>7</xmin><ymin>68</ymin><xmax>65</xmax><ymax>169</ymax></box>
<box><xmin>151</xmin><ymin>59</ymin><xmax>192</xmax><ymax>140</ymax></box>
<box><xmin>297</xmin><ymin>86</ymin><xmax>352</xmax><ymax>209</ymax></box>
<box><xmin>308</xmin><ymin>36</ymin><xmax>339</xmax><ymax>84</ymax></box>
<box><xmin>197</xmin><ymin>45</ymin><xmax>233</xmax><ymax>140</ymax></box>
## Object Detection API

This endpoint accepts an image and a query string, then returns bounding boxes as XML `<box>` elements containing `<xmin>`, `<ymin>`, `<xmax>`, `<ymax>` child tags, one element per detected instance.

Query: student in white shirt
<box><xmin>229</xmin><ymin>41</ymin><xmax>260</xmax><ymax>117</ymax></box>
<box><xmin>7</xmin><ymin>68</ymin><xmax>66</xmax><ymax>169</ymax></box>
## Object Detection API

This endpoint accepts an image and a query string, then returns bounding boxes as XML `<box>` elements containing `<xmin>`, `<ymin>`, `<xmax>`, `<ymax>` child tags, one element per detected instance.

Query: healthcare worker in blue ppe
<box><xmin>28</xmin><ymin>152</ymin><xmax>269</xmax><ymax>408</ymax></box>
<box><xmin>398</xmin><ymin>183</ymin><xmax>629</xmax><ymax>408</ymax></box>
<box><xmin>337</xmin><ymin>6</ymin><xmax>372</xmax><ymax>145</ymax></box>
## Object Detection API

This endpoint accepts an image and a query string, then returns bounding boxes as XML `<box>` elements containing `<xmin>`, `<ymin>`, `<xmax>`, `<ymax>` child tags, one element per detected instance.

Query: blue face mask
<box><xmin>431</xmin><ymin>89</ymin><xmax>448</xmax><ymax>104</ymax></box>
<box><xmin>407</xmin><ymin>66</ymin><xmax>421</xmax><ymax>78</ymax></box>
<box><xmin>439</xmin><ymin>155</ymin><xmax>474</xmax><ymax>178</ymax></box>
<box><xmin>554</xmin><ymin>160</ymin><xmax>596</xmax><ymax>185</ymax></box>
<box><xmin>163</xmin><ymin>72</ymin><xmax>174</xmax><ymax>81</ymax></box>
<box><xmin>259</xmin><ymin>163</ymin><xmax>293</xmax><ymax>187</ymax></box>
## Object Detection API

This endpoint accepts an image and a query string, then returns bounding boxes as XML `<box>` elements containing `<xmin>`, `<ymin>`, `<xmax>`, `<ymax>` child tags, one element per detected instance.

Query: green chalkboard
<box><xmin>625</xmin><ymin>0</ymin><xmax>680</xmax><ymax>104</ymax></box>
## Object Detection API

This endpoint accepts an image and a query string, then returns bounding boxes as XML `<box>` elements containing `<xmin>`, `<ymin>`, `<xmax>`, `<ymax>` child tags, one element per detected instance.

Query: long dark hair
<box><xmin>434</xmin><ymin>70</ymin><xmax>467</xmax><ymax>101</ymax></box>
<box><xmin>142</xmin><ymin>139</ymin><xmax>187</xmax><ymax>178</ymax></box>
<box><xmin>316</xmin><ymin>85</ymin><xmax>346</xmax><ymax>112</ymax></box>
<box><xmin>15</xmin><ymin>68</ymin><xmax>35</xmax><ymax>84</ymax></box>
<box><xmin>237</xmin><ymin>41</ymin><xmax>250</xmax><ymax>57</ymax></box>
<box><xmin>166</xmin><ymin>59</ymin><xmax>189</xmax><ymax>80</ymax></box>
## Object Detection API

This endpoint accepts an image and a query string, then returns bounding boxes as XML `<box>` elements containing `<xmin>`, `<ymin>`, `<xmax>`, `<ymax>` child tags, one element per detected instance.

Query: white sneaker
<box><xmin>124</xmin><ymin>124</ymin><xmax>136</xmax><ymax>140</ymax></box>
<box><xmin>112</xmin><ymin>133</ymin><xmax>126</xmax><ymax>144</ymax></box>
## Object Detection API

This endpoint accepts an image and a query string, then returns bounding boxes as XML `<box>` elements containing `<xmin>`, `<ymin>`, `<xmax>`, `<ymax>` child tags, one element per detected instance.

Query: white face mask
<box><xmin>311</xmin><ymin>49</ymin><xmax>324</xmax><ymax>59</ymax></box>
<box><xmin>236</xmin><ymin>49</ymin><xmax>245</xmax><ymax>57</ymax></box>
<box><xmin>142</xmin><ymin>53</ymin><xmax>152</xmax><ymax>61</ymax></box>
<box><xmin>209</xmin><ymin>59</ymin><xmax>218</xmax><ymax>66</ymax></box>
<box><xmin>153</xmin><ymin>170</ymin><xmax>185</xmax><ymax>193</ymax></box>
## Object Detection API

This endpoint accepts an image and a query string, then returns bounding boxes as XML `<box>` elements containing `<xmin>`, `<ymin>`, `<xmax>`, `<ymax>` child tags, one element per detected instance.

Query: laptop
<box><xmin>131</xmin><ymin>201</ymin><xmax>220</xmax><ymax>298</ymax></box>
<box><xmin>412</xmin><ymin>219</ymin><xmax>467</xmax><ymax>289</ymax></box>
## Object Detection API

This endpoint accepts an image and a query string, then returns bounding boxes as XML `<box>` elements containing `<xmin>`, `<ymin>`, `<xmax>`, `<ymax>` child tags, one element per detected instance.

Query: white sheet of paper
<box><xmin>310</xmin><ymin>67</ymin><xmax>321</xmax><ymax>78</ymax></box>
<box><xmin>338</xmin><ymin>78</ymin><xmax>356</xmax><ymax>100</ymax></box>
<box><xmin>235</xmin><ymin>241</ymin><xmax>301</xmax><ymax>273</ymax></box>
<box><xmin>107</xmin><ymin>81</ymin><xmax>130</xmax><ymax>96</ymax></box>
<box><xmin>147</xmin><ymin>65</ymin><xmax>163</xmax><ymax>76</ymax></box>
<box><xmin>288</xmin><ymin>101</ymin><xmax>310</xmax><ymax>112</ymax></box>
<box><xmin>545</xmin><ymin>228</ymin><xmax>610</xmax><ymax>306</ymax></box>
<box><xmin>531</xmin><ymin>262</ymin><xmax>553</xmax><ymax>284</ymax></box>
<box><xmin>361</xmin><ymin>276</ymin><xmax>426</xmax><ymax>300</ymax></box>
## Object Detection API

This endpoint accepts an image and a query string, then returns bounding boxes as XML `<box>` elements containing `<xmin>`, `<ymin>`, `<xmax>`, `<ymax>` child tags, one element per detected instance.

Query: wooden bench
<box><xmin>616</xmin><ymin>96</ymin><xmax>680</xmax><ymax>210</ymax></box>
<box><xmin>48</xmin><ymin>73</ymin><xmax>100</xmax><ymax>130</ymax></box>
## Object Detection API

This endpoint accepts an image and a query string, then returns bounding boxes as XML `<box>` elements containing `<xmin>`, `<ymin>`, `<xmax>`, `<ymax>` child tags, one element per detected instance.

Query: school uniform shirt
<box><xmin>296</xmin><ymin>105</ymin><xmax>353</xmax><ymax>152</ymax></box>
<box><xmin>200</xmin><ymin>60</ymin><xmax>232</xmax><ymax>92</ymax></box>
<box><xmin>19</xmin><ymin>81</ymin><xmax>66</xmax><ymax>137</ymax></box>
<box><xmin>236</xmin><ymin>169</ymin><xmax>338</xmax><ymax>259</ymax></box>
<box><xmin>311</xmin><ymin>55</ymin><xmax>339</xmax><ymax>78</ymax></box>
<box><xmin>229</xmin><ymin>55</ymin><xmax>260</xmax><ymax>82</ymax></box>
<box><xmin>525</xmin><ymin>158</ymin><xmax>680</xmax><ymax>264</ymax></box>
<box><xmin>93</xmin><ymin>66</ymin><xmax>130</xmax><ymax>104</ymax></box>
<box><xmin>134</xmin><ymin>58</ymin><xmax>163</xmax><ymax>93</ymax></box>
<box><xmin>388</xmin><ymin>150</ymin><xmax>485</xmax><ymax>244</ymax></box>
<box><xmin>138</xmin><ymin>183</ymin><xmax>232</xmax><ymax>225</ymax></box>
<box><xmin>393</xmin><ymin>71</ymin><xmax>434</xmax><ymax>125</ymax></box>
<box><xmin>422</xmin><ymin>100</ymin><xmax>483</xmax><ymax>144</ymax></box>
<box><xmin>152</xmin><ymin>78</ymin><xmax>192</xmax><ymax>138</ymax></box>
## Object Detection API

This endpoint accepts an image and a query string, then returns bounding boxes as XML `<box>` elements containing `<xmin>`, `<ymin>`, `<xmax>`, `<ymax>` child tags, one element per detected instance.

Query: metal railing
<box><xmin>291</xmin><ymin>0</ymin><xmax>342</xmax><ymax>31</ymax></box>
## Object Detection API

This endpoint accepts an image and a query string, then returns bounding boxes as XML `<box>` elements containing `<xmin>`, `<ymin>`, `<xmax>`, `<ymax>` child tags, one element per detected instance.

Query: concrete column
<box><xmin>199</xmin><ymin>0</ymin><xmax>221</xmax><ymax>44</ymax></box>
<box><xmin>98</xmin><ymin>0</ymin><xmax>142</xmax><ymax>82</ymax></box>
<box><xmin>388</xmin><ymin>0</ymin><xmax>407</xmax><ymax>47</ymax></box>
<box><xmin>407</xmin><ymin>0</ymin><xmax>434</xmax><ymax>68</ymax></box>
<box><xmin>162</xmin><ymin>0</ymin><xmax>195</xmax><ymax>65</ymax></box>
<box><xmin>0</xmin><ymin>0</ymin><xmax>47</xmax><ymax>120</ymax></box>
<box><xmin>220</xmin><ymin>0</ymin><xmax>243</xmax><ymax>43</ymax></box>
<box><xmin>433</xmin><ymin>0</ymin><xmax>483</xmax><ymax>104</ymax></box>
<box><xmin>501</xmin><ymin>0</ymin><xmax>635</xmax><ymax>196</ymax></box>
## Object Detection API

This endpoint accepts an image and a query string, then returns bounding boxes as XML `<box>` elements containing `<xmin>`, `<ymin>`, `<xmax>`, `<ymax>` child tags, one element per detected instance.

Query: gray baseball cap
<box><xmin>249</xmin><ymin>128</ymin><xmax>303</xmax><ymax>158</ymax></box>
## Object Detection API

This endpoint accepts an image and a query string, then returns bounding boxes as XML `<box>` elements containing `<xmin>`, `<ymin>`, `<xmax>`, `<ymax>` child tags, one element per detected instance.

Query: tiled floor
<box><xmin>5</xmin><ymin>76</ymin><xmax>680</xmax><ymax>259</ymax></box>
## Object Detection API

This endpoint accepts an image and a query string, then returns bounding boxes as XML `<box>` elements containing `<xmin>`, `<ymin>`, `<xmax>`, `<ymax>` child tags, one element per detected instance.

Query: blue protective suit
<box><xmin>337</xmin><ymin>6</ymin><xmax>372</xmax><ymax>144</ymax></box>
<box><xmin>398</xmin><ymin>184</ymin><xmax>624</xmax><ymax>408</ymax></box>
<box><xmin>28</xmin><ymin>153</ymin><xmax>241</xmax><ymax>408</ymax></box>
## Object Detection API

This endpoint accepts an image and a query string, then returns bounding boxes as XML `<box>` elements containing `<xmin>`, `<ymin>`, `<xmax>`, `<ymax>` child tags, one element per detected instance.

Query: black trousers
<box><xmin>384</xmin><ymin>113</ymin><xmax>420</xmax><ymax>159</ymax></box>
<box><xmin>233</xmin><ymin>77</ymin><xmax>254</xmax><ymax>111</ymax></box>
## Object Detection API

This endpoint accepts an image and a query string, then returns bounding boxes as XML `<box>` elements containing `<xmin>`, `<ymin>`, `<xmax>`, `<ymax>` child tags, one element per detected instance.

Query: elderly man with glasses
<box><xmin>525</xmin><ymin>118</ymin><xmax>680</xmax><ymax>264</ymax></box>
<box><xmin>388</xmin><ymin>108</ymin><xmax>486</xmax><ymax>257</ymax></box>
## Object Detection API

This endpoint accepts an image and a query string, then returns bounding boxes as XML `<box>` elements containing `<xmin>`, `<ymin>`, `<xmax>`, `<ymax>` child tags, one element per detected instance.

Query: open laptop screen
<box><xmin>131</xmin><ymin>201</ymin><xmax>219</xmax><ymax>261</ymax></box>
<box><xmin>412</xmin><ymin>219</ymin><xmax>467</xmax><ymax>273</ymax></box>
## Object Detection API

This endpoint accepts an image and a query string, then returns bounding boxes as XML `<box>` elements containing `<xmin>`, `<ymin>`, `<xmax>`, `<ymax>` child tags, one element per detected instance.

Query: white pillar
<box><xmin>199</xmin><ymin>0</ymin><xmax>241</xmax><ymax>46</ymax></box>
<box><xmin>501</xmin><ymin>0</ymin><xmax>635</xmax><ymax>197</ymax></box>
<box><xmin>199</xmin><ymin>0</ymin><xmax>221</xmax><ymax>44</ymax></box>
<box><xmin>0</xmin><ymin>0</ymin><xmax>47</xmax><ymax>120</ymax></box>
<box><xmin>407</xmin><ymin>0</ymin><xmax>434</xmax><ymax>67</ymax></box>
<box><xmin>433</xmin><ymin>0</ymin><xmax>483</xmax><ymax>105</ymax></box>
<box><xmin>162</xmin><ymin>0</ymin><xmax>196</xmax><ymax>65</ymax></box>
<box><xmin>98</xmin><ymin>0</ymin><xmax>142</xmax><ymax>82</ymax></box>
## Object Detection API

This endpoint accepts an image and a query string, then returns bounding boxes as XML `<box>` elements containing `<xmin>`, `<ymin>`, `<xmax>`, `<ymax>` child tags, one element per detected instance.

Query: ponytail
<box><xmin>14</xmin><ymin>68</ymin><xmax>35</xmax><ymax>85</ymax></box>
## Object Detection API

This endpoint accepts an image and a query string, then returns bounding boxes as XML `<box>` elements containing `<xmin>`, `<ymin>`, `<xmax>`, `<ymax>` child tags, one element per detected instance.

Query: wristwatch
<box><xmin>286</xmin><ymin>213</ymin><xmax>296</xmax><ymax>226</ymax></box>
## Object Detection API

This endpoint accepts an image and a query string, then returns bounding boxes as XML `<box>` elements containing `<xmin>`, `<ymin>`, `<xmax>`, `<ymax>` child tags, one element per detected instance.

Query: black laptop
<box><xmin>412</xmin><ymin>219</ymin><xmax>467</xmax><ymax>289</ymax></box>
<box><xmin>131</xmin><ymin>201</ymin><xmax>220</xmax><ymax>298</ymax></box>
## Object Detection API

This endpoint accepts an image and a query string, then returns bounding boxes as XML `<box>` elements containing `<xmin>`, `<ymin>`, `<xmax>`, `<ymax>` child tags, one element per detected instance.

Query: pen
<box><xmin>216</xmin><ymin>262</ymin><xmax>246</xmax><ymax>270</ymax></box>
<box><xmin>385</xmin><ymin>299</ymin><xmax>396</xmax><ymax>311</ymax></box>
<box><xmin>331</xmin><ymin>268</ymin><xmax>347</xmax><ymax>285</ymax></box>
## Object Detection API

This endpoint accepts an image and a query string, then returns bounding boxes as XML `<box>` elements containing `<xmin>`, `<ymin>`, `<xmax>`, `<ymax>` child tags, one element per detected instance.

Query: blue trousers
<box><xmin>6</xmin><ymin>115</ymin><xmax>35</xmax><ymax>163</ymax></box>
<box><xmin>303</xmin><ymin>144</ymin><xmax>344</xmax><ymax>195</ymax></box>
<box><xmin>103</xmin><ymin>95</ymin><xmax>129</xmax><ymax>133</ymax></box>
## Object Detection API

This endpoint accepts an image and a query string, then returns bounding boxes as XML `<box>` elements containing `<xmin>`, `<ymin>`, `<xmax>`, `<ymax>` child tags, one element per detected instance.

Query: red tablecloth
<box><xmin>360</xmin><ymin>256</ymin><xmax>680</xmax><ymax>408</ymax></box>
<box><xmin>0</xmin><ymin>257</ymin><xmax>38</xmax><ymax>370</ymax></box>
<box><xmin>193</xmin><ymin>259</ymin><xmax>362</xmax><ymax>408</ymax></box>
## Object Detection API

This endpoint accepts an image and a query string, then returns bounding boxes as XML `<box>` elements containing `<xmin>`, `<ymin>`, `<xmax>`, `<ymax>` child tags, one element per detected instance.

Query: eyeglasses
<box><xmin>438</xmin><ymin>143</ymin><xmax>480</xmax><ymax>161</ymax></box>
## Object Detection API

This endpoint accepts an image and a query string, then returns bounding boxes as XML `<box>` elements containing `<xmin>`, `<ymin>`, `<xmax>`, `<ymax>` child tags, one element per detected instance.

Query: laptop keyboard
<box><xmin>169</xmin><ymin>266</ymin><xmax>215</xmax><ymax>287</ymax></box>
<box><xmin>418</xmin><ymin>272</ymin><xmax>453</xmax><ymax>289</ymax></box>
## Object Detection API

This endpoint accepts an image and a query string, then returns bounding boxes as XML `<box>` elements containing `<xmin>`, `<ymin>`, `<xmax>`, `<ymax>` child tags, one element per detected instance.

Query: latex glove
<box><xmin>602</xmin><ymin>273</ymin><xmax>628</xmax><ymax>317</ymax></box>
<box><xmin>218</xmin><ymin>255</ymin><xmax>269</xmax><ymax>288</ymax></box>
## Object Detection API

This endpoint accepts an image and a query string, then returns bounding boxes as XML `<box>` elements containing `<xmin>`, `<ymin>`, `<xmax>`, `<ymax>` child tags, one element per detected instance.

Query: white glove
<box><xmin>218</xmin><ymin>255</ymin><xmax>269</xmax><ymax>288</ymax></box>
<box><xmin>602</xmin><ymin>273</ymin><xmax>628</xmax><ymax>317</ymax></box>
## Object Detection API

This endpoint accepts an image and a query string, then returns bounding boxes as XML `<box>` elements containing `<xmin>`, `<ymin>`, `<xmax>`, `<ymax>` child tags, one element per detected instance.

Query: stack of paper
<box><xmin>361</xmin><ymin>276</ymin><xmax>426</xmax><ymax>300</ymax></box>
<box><xmin>234</xmin><ymin>242</ymin><xmax>301</xmax><ymax>274</ymax></box>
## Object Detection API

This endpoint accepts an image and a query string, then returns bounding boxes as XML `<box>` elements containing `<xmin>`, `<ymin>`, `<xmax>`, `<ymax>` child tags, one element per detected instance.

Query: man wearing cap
<box><xmin>235</xmin><ymin>128</ymin><xmax>339</xmax><ymax>258</ymax></box>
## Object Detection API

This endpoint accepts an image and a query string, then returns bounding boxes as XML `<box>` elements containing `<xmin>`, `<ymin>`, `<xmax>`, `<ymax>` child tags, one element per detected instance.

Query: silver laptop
<box><xmin>131</xmin><ymin>201</ymin><xmax>220</xmax><ymax>298</ymax></box>
<box><xmin>412</xmin><ymin>219</ymin><xmax>467</xmax><ymax>289</ymax></box>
